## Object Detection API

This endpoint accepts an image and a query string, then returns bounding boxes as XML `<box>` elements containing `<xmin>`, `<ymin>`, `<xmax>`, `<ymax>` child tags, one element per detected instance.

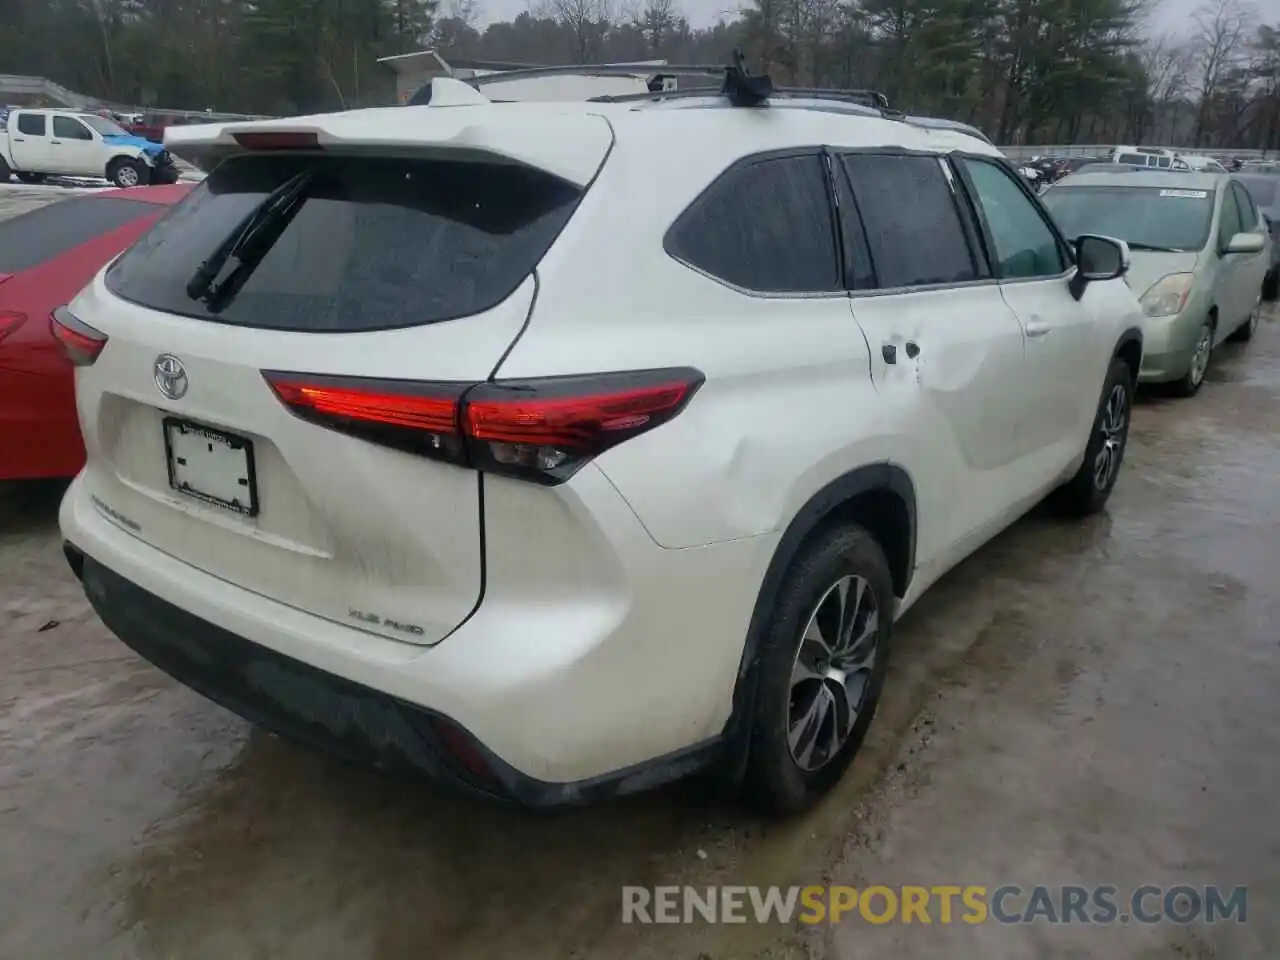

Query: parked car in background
<box><xmin>1044</xmin><ymin>167</ymin><xmax>1270</xmax><ymax>396</ymax></box>
<box><xmin>0</xmin><ymin>108</ymin><xmax>180</xmax><ymax>187</ymax></box>
<box><xmin>0</xmin><ymin>184</ymin><xmax>192</xmax><ymax>480</ymax></box>
<box><xmin>58</xmin><ymin>80</ymin><xmax>1143</xmax><ymax>813</ymax></box>
<box><xmin>1236</xmin><ymin>173</ymin><xmax>1280</xmax><ymax>300</ymax></box>
<box><xmin>1240</xmin><ymin>160</ymin><xmax>1280</xmax><ymax>174</ymax></box>
<box><xmin>1107</xmin><ymin>146</ymin><xmax>1184</xmax><ymax>170</ymax></box>
<box><xmin>1176</xmin><ymin>154</ymin><xmax>1229</xmax><ymax>173</ymax></box>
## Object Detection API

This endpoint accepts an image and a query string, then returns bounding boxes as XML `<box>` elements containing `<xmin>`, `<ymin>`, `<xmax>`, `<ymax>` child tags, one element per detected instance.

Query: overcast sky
<box><xmin>474</xmin><ymin>0</ymin><xmax>1224</xmax><ymax>36</ymax></box>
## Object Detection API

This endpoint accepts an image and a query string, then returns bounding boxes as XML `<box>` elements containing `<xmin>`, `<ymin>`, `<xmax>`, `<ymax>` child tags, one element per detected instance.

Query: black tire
<box><xmin>1227</xmin><ymin>302</ymin><xmax>1259</xmax><ymax>343</ymax></box>
<box><xmin>742</xmin><ymin>523</ymin><xmax>894</xmax><ymax>816</ymax></box>
<box><xmin>15</xmin><ymin>171</ymin><xmax>46</xmax><ymax>184</ymax></box>
<box><xmin>1170</xmin><ymin>319</ymin><xmax>1213</xmax><ymax>397</ymax></box>
<box><xmin>1263</xmin><ymin>270</ymin><xmax>1278</xmax><ymax>303</ymax></box>
<box><xmin>0</xmin><ymin>155</ymin><xmax>11</xmax><ymax>182</ymax></box>
<box><xmin>1054</xmin><ymin>358</ymin><xmax>1133</xmax><ymax>517</ymax></box>
<box><xmin>107</xmin><ymin>158</ymin><xmax>148</xmax><ymax>188</ymax></box>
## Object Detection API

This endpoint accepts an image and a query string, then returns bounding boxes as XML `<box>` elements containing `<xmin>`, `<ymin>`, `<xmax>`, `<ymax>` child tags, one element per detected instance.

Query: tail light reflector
<box><xmin>233</xmin><ymin>131</ymin><xmax>321</xmax><ymax>151</ymax></box>
<box><xmin>0</xmin><ymin>311</ymin><xmax>25</xmax><ymax>344</ymax></box>
<box><xmin>263</xmin><ymin>368</ymin><xmax>704</xmax><ymax>485</ymax></box>
<box><xmin>50</xmin><ymin>306</ymin><xmax>108</xmax><ymax>366</ymax></box>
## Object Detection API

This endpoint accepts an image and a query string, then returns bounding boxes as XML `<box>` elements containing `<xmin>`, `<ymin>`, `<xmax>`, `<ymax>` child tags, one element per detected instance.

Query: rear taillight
<box><xmin>263</xmin><ymin>374</ymin><xmax>468</xmax><ymax>462</ymax></box>
<box><xmin>50</xmin><ymin>306</ymin><xmax>109</xmax><ymax>366</ymax></box>
<box><xmin>0</xmin><ymin>311</ymin><xmax>26</xmax><ymax>344</ymax></box>
<box><xmin>263</xmin><ymin>368</ymin><xmax>704</xmax><ymax>485</ymax></box>
<box><xmin>463</xmin><ymin>371</ymin><xmax>703</xmax><ymax>484</ymax></box>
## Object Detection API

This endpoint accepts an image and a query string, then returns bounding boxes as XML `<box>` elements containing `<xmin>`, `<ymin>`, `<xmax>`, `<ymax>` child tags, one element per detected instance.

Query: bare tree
<box><xmin>1189</xmin><ymin>0</ymin><xmax>1255</xmax><ymax>145</ymax></box>
<box><xmin>443</xmin><ymin>0</ymin><xmax>482</xmax><ymax>29</ymax></box>
<box><xmin>629</xmin><ymin>0</ymin><xmax>676</xmax><ymax>56</ymax></box>
<box><xmin>1140</xmin><ymin>32</ymin><xmax>1194</xmax><ymax>141</ymax></box>
<box><xmin>541</xmin><ymin>0</ymin><xmax>614</xmax><ymax>61</ymax></box>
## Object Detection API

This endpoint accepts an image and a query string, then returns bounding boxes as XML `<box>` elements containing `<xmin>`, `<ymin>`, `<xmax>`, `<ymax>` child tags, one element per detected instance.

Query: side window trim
<box><xmin>950</xmin><ymin>152</ymin><xmax>1075</xmax><ymax>282</ymax></box>
<box><xmin>938</xmin><ymin>157</ymin><xmax>993</xmax><ymax>280</ymax></box>
<box><xmin>662</xmin><ymin>147</ymin><xmax>846</xmax><ymax>299</ymax></box>
<box><xmin>824</xmin><ymin>146</ymin><xmax>878</xmax><ymax>290</ymax></box>
<box><xmin>1217</xmin><ymin>186</ymin><xmax>1241</xmax><ymax>248</ymax></box>
<box><xmin>1231</xmin><ymin>182</ymin><xmax>1258</xmax><ymax>230</ymax></box>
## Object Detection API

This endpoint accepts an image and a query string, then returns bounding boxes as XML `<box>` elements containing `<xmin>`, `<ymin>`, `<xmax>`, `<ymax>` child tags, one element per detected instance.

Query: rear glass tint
<box><xmin>0</xmin><ymin>197</ymin><xmax>156</xmax><ymax>274</ymax></box>
<box><xmin>105</xmin><ymin>154</ymin><xmax>583</xmax><ymax>332</ymax></box>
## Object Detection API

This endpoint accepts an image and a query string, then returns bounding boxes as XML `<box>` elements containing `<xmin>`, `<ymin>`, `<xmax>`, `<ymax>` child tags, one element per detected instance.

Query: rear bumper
<box><xmin>68</xmin><ymin>546</ymin><xmax>718</xmax><ymax>805</ymax></box>
<box><xmin>60</xmin><ymin>469</ymin><xmax>775</xmax><ymax>800</ymax></box>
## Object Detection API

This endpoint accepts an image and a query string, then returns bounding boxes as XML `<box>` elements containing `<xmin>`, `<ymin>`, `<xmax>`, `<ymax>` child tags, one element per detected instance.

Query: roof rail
<box><xmin>466</xmin><ymin>53</ymin><xmax>891</xmax><ymax>112</ymax></box>
<box><xmin>467</xmin><ymin>62</ymin><xmax>726</xmax><ymax>87</ymax></box>
<box><xmin>588</xmin><ymin>84</ymin><xmax>890</xmax><ymax>111</ymax></box>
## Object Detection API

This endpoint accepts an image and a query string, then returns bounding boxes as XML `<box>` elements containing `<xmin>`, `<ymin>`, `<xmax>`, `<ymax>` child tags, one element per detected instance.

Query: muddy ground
<box><xmin>2</xmin><ymin>191</ymin><xmax>1277</xmax><ymax>958</ymax></box>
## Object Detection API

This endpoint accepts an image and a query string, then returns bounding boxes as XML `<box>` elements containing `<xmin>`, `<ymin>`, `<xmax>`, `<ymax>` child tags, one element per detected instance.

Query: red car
<box><xmin>0</xmin><ymin>184</ymin><xmax>192</xmax><ymax>480</ymax></box>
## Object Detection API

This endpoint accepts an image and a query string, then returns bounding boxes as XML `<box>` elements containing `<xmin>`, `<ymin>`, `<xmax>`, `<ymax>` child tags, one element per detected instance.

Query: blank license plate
<box><xmin>163</xmin><ymin>418</ymin><xmax>259</xmax><ymax>516</ymax></box>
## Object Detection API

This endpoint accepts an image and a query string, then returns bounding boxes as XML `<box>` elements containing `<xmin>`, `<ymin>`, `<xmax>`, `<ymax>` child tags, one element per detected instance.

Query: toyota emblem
<box><xmin>154</xmin><ymin>354</ymin><xmax>189</xmax><ymax>400</ymax></box>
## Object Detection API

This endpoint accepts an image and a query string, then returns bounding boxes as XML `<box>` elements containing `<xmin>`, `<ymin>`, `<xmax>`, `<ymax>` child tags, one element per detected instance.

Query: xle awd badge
<box><xmin>154</xmin><ymin>354</ymin><xmax>188</xmax><ymax>400</ymax></box>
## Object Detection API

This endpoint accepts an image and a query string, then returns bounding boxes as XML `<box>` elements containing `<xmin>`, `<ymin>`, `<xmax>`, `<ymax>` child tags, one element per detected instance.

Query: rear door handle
<box><xmin>1025</xmin><ymin>321</ymin><xmax>1053</xmax><ymax>338</ymax></box>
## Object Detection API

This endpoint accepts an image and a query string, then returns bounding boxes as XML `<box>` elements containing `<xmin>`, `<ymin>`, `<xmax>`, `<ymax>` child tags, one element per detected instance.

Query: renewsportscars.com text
<box><xmin>621</xmin><ymin>884</ymin><xmax>1247</xmax><ymax>925</ymax></box>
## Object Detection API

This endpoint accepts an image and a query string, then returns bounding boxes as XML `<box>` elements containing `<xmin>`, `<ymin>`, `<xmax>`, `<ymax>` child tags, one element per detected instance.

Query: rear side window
<box><xmin>0</xmin><ymin>197</ymin><xmax>156</xmax><ymax>274</ymax></box>
<box><xmin>16</xmin><ymin>113</ymin><xmax>45</xmax><ymax>136</ymax></box>
<box><xmin>666</xmin><ymin>154</ymin><xmax>840</xmax><ymax>293</ymax></box>
<box><xmin>1117</xmin><ymin>153</ymin><xmax>1144</xmax><ymax>166</ymax></box>
<box><xmin>105</xmin><ymin>154</ymin><xmax>583</xmax><ymax>331</ymax></box>
<box><xmin>840</xmin><ymin>154</ymin><xmax>978</xmax><ymax>288</ymax></box>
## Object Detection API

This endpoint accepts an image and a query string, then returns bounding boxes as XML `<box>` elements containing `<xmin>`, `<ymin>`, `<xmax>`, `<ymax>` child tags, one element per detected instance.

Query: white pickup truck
<box><xmin>0</xmin><ymin>107</ymin><xmax>180</xmax><ymax>187</ymax></box>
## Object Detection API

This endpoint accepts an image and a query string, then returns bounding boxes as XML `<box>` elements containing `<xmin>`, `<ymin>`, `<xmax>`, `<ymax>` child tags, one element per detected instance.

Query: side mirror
<box><xmin>1223</xmin><ymin>232</ymin><xmax>1265</xmax><ymax>256</ymax></box>
<box><xmin>1069</xmin><ymin>234</ymin><xmax>1129</xmax><ymax>300</ymax></box>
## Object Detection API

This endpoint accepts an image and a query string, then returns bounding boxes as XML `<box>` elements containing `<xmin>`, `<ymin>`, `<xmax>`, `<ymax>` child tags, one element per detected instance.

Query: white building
<box><xmin>377</xmin><ymin>51</ymin><xmax>676</xmax><ymax>104</ymax></box>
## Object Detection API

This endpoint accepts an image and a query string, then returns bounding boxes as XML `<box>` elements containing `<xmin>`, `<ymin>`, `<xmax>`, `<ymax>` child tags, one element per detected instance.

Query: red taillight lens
<box><xmin>464</xmin><ymin>370</ymin><xmax>704</xmax><ymax>484</ymax></box>
<box><xmin>263</xmin><ymin>372</ymin><xmax>468</xmax><ymax>461</ymax></box>
<box><xmin>50</xmin><ymin>306</ymin><xmax>108</xmax><ymax>366</ymax></box>
<box><xmin>262</xmin><ymin>368</ymin><xmax>704</xmax><ymax>484</ymax></box>
<box><xmin>233</xmin><ymin>131</ymin><xmax>321</xmax><ymax>151</ymax></box>
<box><xmin>0</xmin><ymin>311</ymin><xmax>25</xmax><ymax>344</ymax></box>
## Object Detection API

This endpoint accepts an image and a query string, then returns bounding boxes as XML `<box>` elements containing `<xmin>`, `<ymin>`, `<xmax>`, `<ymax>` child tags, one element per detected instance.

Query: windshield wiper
<box><xmin>185</xmin><ymin>170</ymin><xmax>317</xmax><ymax>308</ymax></box>
<box><xmin>1124</xmin><ymin>241</ymin><xmax>1183</xmax><ymax>252</ymax></box>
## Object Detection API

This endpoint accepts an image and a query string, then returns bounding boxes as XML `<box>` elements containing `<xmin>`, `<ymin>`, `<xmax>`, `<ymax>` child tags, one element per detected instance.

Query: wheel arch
<box><xmin>103</xmin><ymin>153</ymin><xmax>144</xmax><ymax>180</ymax></box>
<box><xmin>717</xmin><ymin>463</ymin><xmax>916</xmax><ymax>786</ymax></box>
<box><xmin>1112</xmin><ymin>325</ymin><xmax>1143</xmax><ymax>385</ymax></box>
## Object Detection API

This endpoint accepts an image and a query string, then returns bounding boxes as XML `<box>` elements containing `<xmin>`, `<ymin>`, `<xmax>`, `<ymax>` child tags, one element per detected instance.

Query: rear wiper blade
<box><xmin>185</xmin><ymin>170</ymin><xmax>316</xmax><ymax>306</ymax></box>
<box><xmin>1125</xmin><ymin>241</ymin><xmax>1182</xmax><ymax>252</ymax></box>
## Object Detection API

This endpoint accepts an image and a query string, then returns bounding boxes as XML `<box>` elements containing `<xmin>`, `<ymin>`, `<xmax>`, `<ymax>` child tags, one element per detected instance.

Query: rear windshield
<box><xmin>1043</xmin><ymin>185</ymin><xmax>1214</xmax><ymax>252</ymax></box>
<box><xmin>105</xmin><ymin>153</ymin><xmax>582</xmax><ymax>332</ymax></box>
<box><xmin>0</xmin><ymin>197</ymin><xmax>156</xmax><ymax>274</ymax></box>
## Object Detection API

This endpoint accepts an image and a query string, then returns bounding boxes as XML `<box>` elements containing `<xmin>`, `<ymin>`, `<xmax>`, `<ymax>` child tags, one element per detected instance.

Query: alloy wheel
<box><xmin>116</xmin><ymin>166</ymin><xmax>139</xmax><ymax>187</ymax></box>
<box><xmin>1188</xmin><ymin>325</ymin><xmax>1212</xmax><ymax>387</ymax></box>
<box><xmin>1093</xmin><ymin>382</ymin><xmax>1128</xmax><ymax>491</ymax></box>
<box><xmin>787</xmin><ymin>574</ymin><xmax>879</xmax><ymax>773</ymax></box>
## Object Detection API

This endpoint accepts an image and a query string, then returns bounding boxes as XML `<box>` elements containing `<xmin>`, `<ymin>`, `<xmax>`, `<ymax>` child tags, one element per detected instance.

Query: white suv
<box><xmin>58</xmin><ymin>68</ymin><xmax>1145</xmax><ymax>813</ymax></box>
